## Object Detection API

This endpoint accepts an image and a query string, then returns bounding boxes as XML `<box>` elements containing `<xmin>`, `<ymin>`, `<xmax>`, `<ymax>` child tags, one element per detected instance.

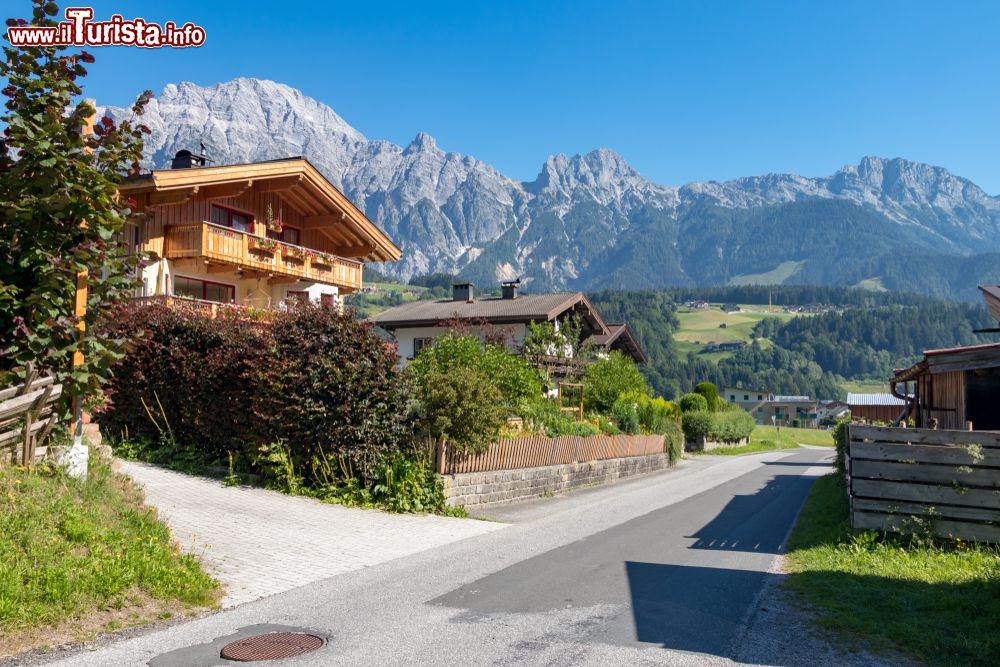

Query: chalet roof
<box><xmin>894</xmin><ymin>341</ymin><xmax>1000</xmax><ymax>381</ymax></box>
<box><xmin>847</xmin><ymin>392</ymin><xmax>907</xmax><ymax>407</ymax></box>
<box><xmin>587</xmin><ymin>323</ymin><xmax>648</xmax><ymax>364</ymax></box>
<box><xmin>120</xmin><ymin>156</ymin><xmax>401</xmax><ymax>263</ymax></box>
<box><xmin>370</xmin><ymin>292</ymin><xmax>609</xmax><ymax>334</ymax></box>
<box><xmin>979</xmin><ymin>284</ymin><xmax>1000</xmax><ymax>323</ymax></box>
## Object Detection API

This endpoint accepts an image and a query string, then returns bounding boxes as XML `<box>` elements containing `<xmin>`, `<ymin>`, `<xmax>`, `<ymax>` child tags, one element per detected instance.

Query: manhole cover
<box><xmin>220</xmin><ymin>632</ymin><xmax>324</xmax><ymax>662</ymax></box>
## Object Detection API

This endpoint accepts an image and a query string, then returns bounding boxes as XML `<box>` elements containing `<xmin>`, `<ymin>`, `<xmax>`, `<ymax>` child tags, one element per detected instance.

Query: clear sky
<box><xmin>54</xmin><ymin>0</ymin><xmax>1000</xmax><ymax>193</ymax></box>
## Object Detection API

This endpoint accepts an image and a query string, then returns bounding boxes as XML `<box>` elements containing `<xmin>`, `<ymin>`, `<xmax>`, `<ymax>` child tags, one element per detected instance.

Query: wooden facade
<box><xmin>892</xmin><ymin>342</ymin><xmax>1000</xmax><ymax>431</ymax></box>
<box><xmin>118</xmin><ymin>157</ymin><xmax>400</xmax><ymax>309</ymax></box>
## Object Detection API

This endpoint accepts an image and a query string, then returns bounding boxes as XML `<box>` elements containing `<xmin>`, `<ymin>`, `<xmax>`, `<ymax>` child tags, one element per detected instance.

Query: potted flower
<box><xmin>249</xmin><ymin>236</ymin><xmax>279</xmax><ymax>253</ymax></box>
<box><xmin>264</xmin><ymin>203</ymin><xmax>283</xmax><ymax>233</ymax></box>
<box><xmin>312</xmin><ymin>251</ymin><xmax>335</xmax><ymax>266</ymax></box>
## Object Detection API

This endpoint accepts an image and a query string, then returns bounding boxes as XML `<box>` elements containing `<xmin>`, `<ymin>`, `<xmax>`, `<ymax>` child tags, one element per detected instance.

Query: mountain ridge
<box><xmin>102</xmin><ymin>78</ymin><xmax>1000</xmax><ymax>299</ymax></box>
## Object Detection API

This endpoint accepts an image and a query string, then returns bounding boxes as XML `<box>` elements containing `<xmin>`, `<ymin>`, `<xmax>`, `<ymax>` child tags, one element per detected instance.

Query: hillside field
<box><xmin>673</xmin><ymin>304</ymin><xmax>803</xmax><ymax>361</ymax></box>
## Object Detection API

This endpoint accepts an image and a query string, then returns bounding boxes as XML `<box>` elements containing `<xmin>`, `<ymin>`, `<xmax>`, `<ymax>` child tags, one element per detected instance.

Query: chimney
<box><xmin>501</xmin><ymin>278</ymin><xmax>520</xmax><ymax>300</ymax></box>
<box><xmin>452</xmin><ymin>283</ymin><xmax>474</xmax><ymax>303</ymax></box>
<box><xmin>171</xmin><ymin>149</ymin><xmax>208</xmax><ymax>169</ymax></box>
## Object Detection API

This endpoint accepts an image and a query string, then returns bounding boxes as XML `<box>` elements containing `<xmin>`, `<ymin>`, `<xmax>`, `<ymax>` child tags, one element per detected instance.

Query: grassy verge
<box><xmin>784</xmin><ymin>474</ymin><xmax>1000</xmax><ymax>666</ymax></box>
<box><xmin>0</xmin><ymin>457</ymin><xmax>219</xmax><ymax>657</ymax></box>
<box><xmin>700</xmin><ymin>425</ymin><xmax>832</xmax><ymax>456</ymax></box>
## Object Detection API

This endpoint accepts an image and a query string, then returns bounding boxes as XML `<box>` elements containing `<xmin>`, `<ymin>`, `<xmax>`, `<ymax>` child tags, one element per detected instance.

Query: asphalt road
<box><xmin>35</xmin><ymin>446</ymin><xmax>880</xmax><ymax>667</ymax></box>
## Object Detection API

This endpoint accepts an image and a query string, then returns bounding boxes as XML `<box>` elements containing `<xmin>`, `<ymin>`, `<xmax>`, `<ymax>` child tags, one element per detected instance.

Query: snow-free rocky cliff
<box><xmin>103</xmin><ymin>78</ymin><xmax>1000</xmax><ymax>296</ymax></box>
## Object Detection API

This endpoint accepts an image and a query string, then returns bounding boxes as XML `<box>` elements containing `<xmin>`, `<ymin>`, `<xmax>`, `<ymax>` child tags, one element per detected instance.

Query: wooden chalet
<box><xmin>119</xmin><ymin>152</ymin><xmax>400</xmax><ymax>312</ymax></box>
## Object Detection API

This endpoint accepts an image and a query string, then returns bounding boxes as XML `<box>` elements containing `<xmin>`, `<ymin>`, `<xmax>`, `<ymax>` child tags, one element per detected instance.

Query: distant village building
<box><xmin>846</xmin><ymin>392</ymin><xmax>909</xmax><ymax>424</ymax></box>
<box><xmin>683</xmin><ymin>300</ymin><xmax>709</xmax><ymax>309</ymax></box>
<box><xmin>723</xmin><ymin>386</ymin><xmax>818</xmax><ymax>427</ymax></box>
<box><xmin>704</xmin><ymin>340</ymin><xmax>745</xmax><ymax>352</ymax></box>
<box><xmin>722</xmin><ymin>302</ymin><xmax>740</xmax><ymax>312</ymax></box>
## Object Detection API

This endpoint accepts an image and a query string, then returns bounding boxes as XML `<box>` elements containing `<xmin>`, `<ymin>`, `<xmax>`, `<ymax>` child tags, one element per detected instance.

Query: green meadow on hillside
<box><xmin>672</xmin><ymin>304</ymin><xmax>804</xmax><ymax>361</ymax></box>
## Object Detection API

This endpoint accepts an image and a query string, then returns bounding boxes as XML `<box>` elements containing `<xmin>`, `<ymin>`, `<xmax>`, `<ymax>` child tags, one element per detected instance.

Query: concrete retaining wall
<box><xmin>687</xmin><ymin>435</ymin><xmax>749</xmax><ymax>452</ymax></box>
<box><xmin>442</xmin><ymin>452</ymin><xmax>672</xmax><ymax>509</ymax></box>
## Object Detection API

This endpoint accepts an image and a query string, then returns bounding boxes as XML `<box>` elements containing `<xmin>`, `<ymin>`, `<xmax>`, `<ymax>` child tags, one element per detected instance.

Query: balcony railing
<box><xmin>164</xmin><ymin>221</ymin><xmax>362</xmax><ymax>290</ymax></box>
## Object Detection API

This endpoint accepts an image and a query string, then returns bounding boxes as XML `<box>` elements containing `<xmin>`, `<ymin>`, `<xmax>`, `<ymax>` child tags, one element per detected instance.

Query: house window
<box><xmin>286</xmin><ymin>290</ymin><xmax>309</xmax><ymax>305</ymax></box>
<box><xmin>729</xmin><ymin>394</ymin><xmax>736</xmax><ymax>401</ymax></box>
<box><xmin>211</xmin><ymin>205</ymin><xmax>252</xmax><ymax>233</ymax></box>
<box><xmin>320</xmin><ymin>293</ymin><xmax>336</xmax><ymax>309</ymax></box>
<box><xmin>413</xmin><ymin>337</ymin><xmax>434</xmax><ymax>356</ymax></box>
<box><xmin>173</xmin><ymin>275</ymin><xmax>235</xmax><ymax>303</ymax></box>
<box><xmin>757</xmin><ymin>395</ymin><xmax>763</xmax><ymax>400</ymax></box>
<box><xmin>267</xmin><ymin>225</ymin><xmax>301</xmax><ymax>246</ymax></box>
<box><xmin>743</xmin><ymin>394</ymin><xmax>749</xmax><ymax>401</ymax></box>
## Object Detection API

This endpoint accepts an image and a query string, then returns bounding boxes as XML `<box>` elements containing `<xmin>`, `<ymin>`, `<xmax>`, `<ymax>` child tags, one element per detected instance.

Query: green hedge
<box><xmin>100</xmin><ymin>303</ymin><xmax>409</xmax><ymax>482</ymax></box>
<box><xmin>682</xmin><ymin>409</ymin><xmax>755</xmax><ymax>444</ymax></box>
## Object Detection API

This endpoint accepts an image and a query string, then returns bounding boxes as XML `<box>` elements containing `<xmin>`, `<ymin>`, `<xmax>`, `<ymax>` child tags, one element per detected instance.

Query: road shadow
<box><xmin>687</xmin><ymin>474</ymin><xmax>817</xmax><ymax>554</ymax></box>
<box><xmin>625</xmin><ymin>561</ymin><xmax>773</xmax><ymax>655</ymax></box>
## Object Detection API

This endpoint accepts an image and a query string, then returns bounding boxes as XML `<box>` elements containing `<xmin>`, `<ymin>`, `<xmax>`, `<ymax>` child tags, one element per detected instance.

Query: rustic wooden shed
<box><xmin>845</xmin><ymin>392</ymin><xmax>907</xmax><ymax>424</ymax></box>
<box><xmin>891</xmin><ymin>342</ymin><xmax>1000</xmax><ymax>431</ymax></box>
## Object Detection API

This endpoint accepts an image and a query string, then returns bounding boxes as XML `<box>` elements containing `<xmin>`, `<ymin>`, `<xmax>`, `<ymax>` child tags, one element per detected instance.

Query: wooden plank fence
<box><xmin>0</xmin><ymin>365</ymin><xmax>63</xmax><ymax>466</ymax></box>
<box><xmin>437</xmin><ymin>433</ymin><xmax>665</xmax><ymax>475</ymax></box>
<box><xmin>846</xmin><ymin>424</ymin><xmax>1000</xmax><ymax>543</ymax></box>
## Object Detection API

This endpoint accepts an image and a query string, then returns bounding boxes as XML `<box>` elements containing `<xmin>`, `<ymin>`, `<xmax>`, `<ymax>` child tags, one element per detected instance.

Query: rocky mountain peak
<box><xmin>103</xmin><ymin>78</ymin><xmax>1000</xmax><ymax>292</ymax></box>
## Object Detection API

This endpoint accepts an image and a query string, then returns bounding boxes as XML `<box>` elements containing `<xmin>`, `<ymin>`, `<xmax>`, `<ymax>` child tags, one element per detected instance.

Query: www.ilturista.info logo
<box><xmin>6</xmin><ymin>7</ymin><xmax>205</xmax><ymax>48</ymax></box>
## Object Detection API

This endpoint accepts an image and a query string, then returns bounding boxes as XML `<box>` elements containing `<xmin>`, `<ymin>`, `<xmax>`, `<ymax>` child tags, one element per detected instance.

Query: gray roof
<box><xmin>846</xmin><ymin>392</ymin><xmax>907</xmax><ymax>406</ymax></box>
<box><xmin>370</xmin><ymin>292</ymin><xmax>607</xmax><ymax>331</ymax></box>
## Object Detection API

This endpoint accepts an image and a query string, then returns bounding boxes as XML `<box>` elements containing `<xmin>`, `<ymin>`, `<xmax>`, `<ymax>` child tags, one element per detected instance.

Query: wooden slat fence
<box><xmin>847</xmin><ymin>424</ymin><xmax>1000</xmax><ymax>543</ymax></box>
<box><xmin>438</xmin><ymin>433</ymin><xmax>665</xmax><ymax>475</ymax></box>
<box><xmin>0</xmin><ymin>365</ymin><xmax>63</xmax><ymax>465</ymax></box>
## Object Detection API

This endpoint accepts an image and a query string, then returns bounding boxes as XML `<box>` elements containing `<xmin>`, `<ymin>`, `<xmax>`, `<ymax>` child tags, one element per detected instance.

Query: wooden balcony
<box><xmin>164</xmin><ymin>222</ymin><xmax>363</xmax><ymax>290</ymax></box>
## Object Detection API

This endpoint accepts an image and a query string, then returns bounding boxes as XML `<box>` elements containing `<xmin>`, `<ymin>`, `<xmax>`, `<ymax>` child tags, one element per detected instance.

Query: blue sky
<box><xmin>58</xmin><ymin>1</ymin><xmax>1000</xmax><ymax>192</ymax></box>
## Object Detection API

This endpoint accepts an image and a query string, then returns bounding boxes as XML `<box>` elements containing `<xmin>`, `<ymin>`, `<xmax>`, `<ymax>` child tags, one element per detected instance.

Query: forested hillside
<box><xmin>590</xmin><ymin>287</ymin><xmax>994</xmax><ymax>399</ymax></box>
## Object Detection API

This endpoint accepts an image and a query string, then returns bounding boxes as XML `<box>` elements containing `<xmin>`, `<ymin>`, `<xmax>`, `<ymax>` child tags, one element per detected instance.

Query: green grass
<box><xmin>785</xmin><ymin>474</ymin><xmax>1000</xmax><ymax>666</ymax></box>
<box><xmin>728</xmin><ymin>259</ymin><xmax>807</xmax><ymax>286</ymax></box>
<box><xmin>839</xmin><ymin>379</ymin><xmax>889</xmax><ymax>398</ymax></box>
<box><xmin>0</xmin><ymin>457</ymin><xmax>219</xmax><ymax>656</ymax></box>
<box><xmin>673</xmin><ymin>304</ymin><xmax>803</xmax><ymax>360</ymax></box>
<box><xmin>700</xmin><ymin>425</ymin><xmax>833</xmax><ymax>455</ymax></box>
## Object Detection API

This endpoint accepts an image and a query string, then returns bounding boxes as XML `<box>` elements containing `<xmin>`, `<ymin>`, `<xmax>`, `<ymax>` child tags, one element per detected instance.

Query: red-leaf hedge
<box><xmin>98</xmin><ymin>303</ymin><xmax>410</xmax><ymax>481</ymax></box>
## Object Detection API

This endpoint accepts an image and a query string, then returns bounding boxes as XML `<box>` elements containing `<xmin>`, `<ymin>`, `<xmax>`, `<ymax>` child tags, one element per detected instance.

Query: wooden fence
<box><xmin>0</xmin><ymin>365</ymin><xmax>62</xmax><ymax>465</ymax></box>
<box><xmin>847</xmin><ymin>424</ymin><xmax>1000</xmax><ymax>543</ymax></box>
<box><xmin>436</xmin><ymin>433</ymin><xmax>665</xmax><ymax>475</ymax></box>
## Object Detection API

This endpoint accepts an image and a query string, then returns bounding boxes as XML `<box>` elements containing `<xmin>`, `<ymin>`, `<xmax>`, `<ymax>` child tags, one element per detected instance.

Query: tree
<box><xmin>694</xmin><ymin>381</ymin><xmax>720</xmax><ymax>411</ymax></box>
<box><xmin>417</xmin><ymin>367</ymin><xmax>505</xmax><ymax>454</ymax></box>
<box><xmin>582</xmin><ymin>350</ymin><xmax>649</xmax><ymax>413</ymax></box>
<box><xmin>0</xmin><ymin>0</ymin><xmax>152</xmax><ymax>410</ymax></box>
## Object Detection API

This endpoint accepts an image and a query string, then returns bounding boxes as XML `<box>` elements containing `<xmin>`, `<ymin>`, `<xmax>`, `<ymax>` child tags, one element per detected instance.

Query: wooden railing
<box><xmin>0</xmin><ymin>364</ymin><xmax>62</xmax><ymax>465</ymax></box>
<box><xmin>847</xmin><ymin>424</ymin><xmax>1000</xmax><ymax>543</ymax></box>
<box><xmin>165</xmin><ymin>222</ymin><xmax>363</xmax><ymax>289</ymax></box>
<box><xmin>436</xmin><ymin>433</ymin><xmax>666</xmax><ymax>475</ymax></box>
<box><xmin>127</xmin><ymin>295</ymin><xmax>276</xmax><ymax>321</ymax></box>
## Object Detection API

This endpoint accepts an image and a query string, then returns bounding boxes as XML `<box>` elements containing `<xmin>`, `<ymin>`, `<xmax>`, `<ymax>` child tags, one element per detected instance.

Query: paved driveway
<box><xmin>119</xmin><ymin>461</ymin><xmax>505</xmax><ymax>607</ymax></box>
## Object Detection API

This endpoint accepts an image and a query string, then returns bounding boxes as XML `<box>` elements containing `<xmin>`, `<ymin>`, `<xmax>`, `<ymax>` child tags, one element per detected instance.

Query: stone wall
<box><xmin>687</xmin><ymin>435</ymin><xmax>748</xmax><ymax>452</ymax></box>
<box><xmin>442</xmin><ymin>453</ymin><xmax>672</xmax><ymax>509</ymax></box>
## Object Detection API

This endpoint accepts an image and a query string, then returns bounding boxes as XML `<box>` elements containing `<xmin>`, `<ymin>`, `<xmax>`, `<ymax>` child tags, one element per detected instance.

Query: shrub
<box><xmin>100</xmin><ymin>303</ymin><xmax>410</xmax><ymax>482</ymax></box>
<box><xmin>582</xmin><ymin>351</ymin><xmax>649</xmax><ymax>413</ymax></box>
<box><xmin>416</xmin><ymin>367</ymin><xmax>505</xmax><ymax>454</ymax></box>
<box><xmin>521</xmin><ymin>399</ymin><xmax>600</xmax><ymax>437</ymax></box>
<box><xmin>682</xmin><ymin>410</ymin><xmax>714</xmax><ymax>442</ymax></box>
<box><xmin>612</xmin><ymin>393</ymin><xmax>642</xmax><ymax>434</ymax></box>
<box><xmin>832</xmin><ymin>416</ymin><xmax>851</xmax><ymax>481</ymax></box>
<box><xmin>694</xmin><ymin>382</ymin><xmax>721</xmax><ymax>411</ymax></box>
<box><xmin>408</xmin><ymin>332</ymin><xmax>541</xmax><ymax>413</ymax></box>
<box><xmin>663</xmin><ymin>419</ymin><xmax>684</xmax><ymax>463</ymax></box>
<box><xmin>679</xmin><ymin>392</ymin><xmax>708</xmax><ymax>413</ymax></box>
<box><xmin>710</xmin><ymin>409</ymin><xmax>756</xmax><ymax>442</ymax></box>
<box><xmin>682</xmin><ymin>409</ymin><xmax>755</xmax><ymax>444</ymax></box>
